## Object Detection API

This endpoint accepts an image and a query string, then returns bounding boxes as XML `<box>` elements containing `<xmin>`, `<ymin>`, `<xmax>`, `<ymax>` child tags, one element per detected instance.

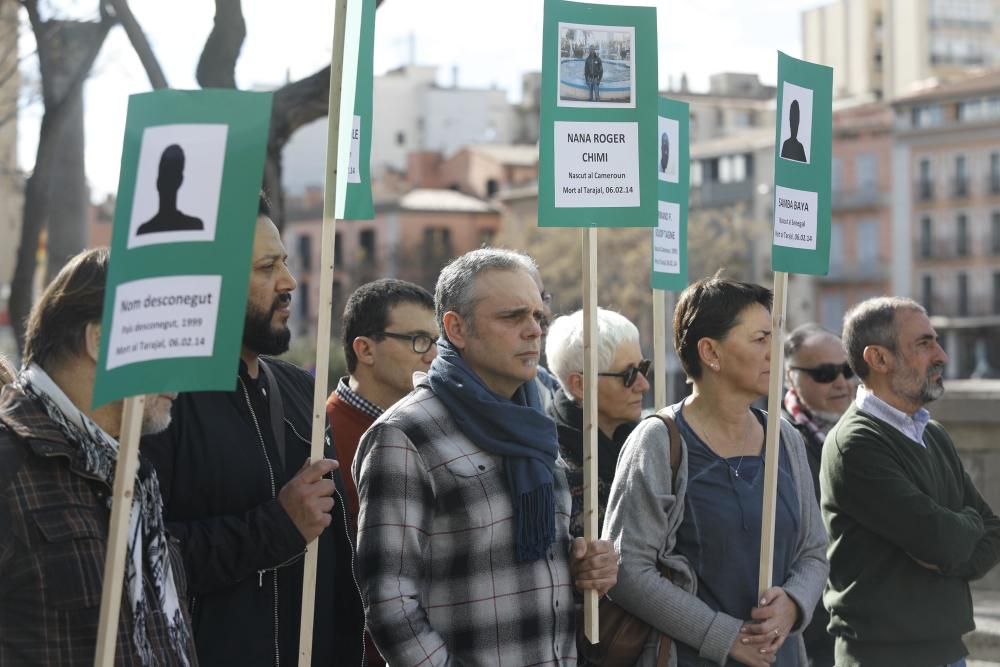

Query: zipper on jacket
<box><xmin>239</xmin><ymin>377</ymin><xmax>281</xmax><ymax>667</ymax></box>
<box><xmin>286</xmin><ymin>417</ymin><xmax>367</xmax><ymax>666</ymax></box>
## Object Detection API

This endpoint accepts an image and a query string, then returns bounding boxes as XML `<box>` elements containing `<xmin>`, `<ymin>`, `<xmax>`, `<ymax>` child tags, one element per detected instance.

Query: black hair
<box><xmin>342</xmin><ymin>279</ymin><xmax>435</xmax><ymax>372</ymax></box>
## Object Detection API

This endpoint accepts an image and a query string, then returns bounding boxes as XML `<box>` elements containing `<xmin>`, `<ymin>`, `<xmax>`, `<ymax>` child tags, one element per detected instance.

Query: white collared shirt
<box><xmin>855</xmin><ymin>385</ymin><xmax>930</xmax><ymax>447</ymax></box>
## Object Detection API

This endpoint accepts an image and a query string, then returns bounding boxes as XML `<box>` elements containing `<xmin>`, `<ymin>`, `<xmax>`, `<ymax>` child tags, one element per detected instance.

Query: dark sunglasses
<box><xmin>791</xmin><ymin>362</ymin><xmax>854</xmax><ymax>384</ymax></box>
<box><xmin>369</xmin><ymin>331</ymin><xmax>436</xmax><ymax>354</ymax></box>
<box><xmin>598</xmin><ymin>359</ymin><xmax>652</xmax><ymax>388</ymax></box>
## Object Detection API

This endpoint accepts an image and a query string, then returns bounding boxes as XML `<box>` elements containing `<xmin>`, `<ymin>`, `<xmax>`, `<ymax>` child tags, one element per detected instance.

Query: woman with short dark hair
<box><xmin>604</xmin><ymin>275</ymin><xmax>828</xmax><ymax>667</ymax></box>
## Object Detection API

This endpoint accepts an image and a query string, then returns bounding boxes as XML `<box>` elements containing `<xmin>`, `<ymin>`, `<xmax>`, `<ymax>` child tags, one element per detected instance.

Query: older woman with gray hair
<box><xmin>545</xmin><ymin>307</ymin><xmax>650</xmax><ymax>538</ymax></box>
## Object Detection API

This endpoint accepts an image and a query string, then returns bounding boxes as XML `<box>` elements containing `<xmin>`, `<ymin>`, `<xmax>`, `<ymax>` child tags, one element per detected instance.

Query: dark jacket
<box><xmin>0</xmin><ymin>383</ymin><xmax>197</xmax><ymax>666</ymax></box>
<box><xmin>781</xmin><ymin>409</ymin><xmax>834</xmax><ymax>667</ymax></box>
<box><xmin>547</xmin><ymin>388</ymin><xmax>633</xmax><ymax>538</ymax></box>
<box><xmin>141</xmin><ymin>357</ymin><xmax>365</xmax><ymax>667</ymax></box>
<box><xmin>584</xmin><ymin>52</ymin><xmax>603</xmax><ymax>83</ymax></box>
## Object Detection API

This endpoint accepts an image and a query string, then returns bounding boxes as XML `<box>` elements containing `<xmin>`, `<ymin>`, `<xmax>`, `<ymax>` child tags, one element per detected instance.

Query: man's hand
<box><xmin>738</xmin><ymin>587</ymin><xmax>800</xmax><ymax>654</ymax></box>
<box><xmin>569</xmin><ymin>537</ymin><xmax>618</xmax><ymax>597</ymax></box>
<box><xmin>278</xmin><ymin>458</ymin><xmax>338</xmax><ymax>542</ymax></box>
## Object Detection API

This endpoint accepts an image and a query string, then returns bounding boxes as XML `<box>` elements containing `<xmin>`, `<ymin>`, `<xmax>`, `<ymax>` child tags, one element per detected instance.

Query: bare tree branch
<box><xmin>106</xmin><ymin>0</ymin><xmax>167</xmax><ymax>89</ymax></box>
<box><xmin>196</xmin><ymin>0</ymin><xmax>244</xmax><ymax>88</ymax></box>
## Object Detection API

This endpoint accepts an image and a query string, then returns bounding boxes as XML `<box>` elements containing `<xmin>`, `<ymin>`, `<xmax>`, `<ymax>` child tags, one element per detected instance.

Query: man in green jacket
<box><xmin>821</xmin><ymin>296</ymin><xmax>1000</xmax><ymax>667</ymax></box>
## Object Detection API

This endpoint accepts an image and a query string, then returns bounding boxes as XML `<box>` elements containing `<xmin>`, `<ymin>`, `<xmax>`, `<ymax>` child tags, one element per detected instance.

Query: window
<box><xmin>423</xmin><ymin>228</ymin><xmax>453</xmax><ymax>266</ymax></box>
<box><xmin>994</xmin><ymin>272</ymin><xmax>1000</xmax><ymax>314</ymax></box>
<box><xmin>922</xmin><ymin>275</ymin><xmax>934</xmax><ymax>315</ymax></box>
<box><xmin>992</xmin><ymin>212</ymin><xmax>1000</xmax><ymax>254</ymax></box>
<box><xmin>297</xmin><ymin>234</ymin><xmax>312</xmax><ymax>272</ymax></box>
<box><xmin>912</xmin><ymin>105</ymin><xmax>943</xmax><ymax>128</ymax></box>
<box><xmin>919</xmin><ymin>159</ymin><xmax>933</xmax><ymax>199</ymax></box>
<box><xmin>334</xmin><ymin>232</ymin><xmax>342</xmax><ymax>267</ymax></box>
<box><xmin>359</xmin><ymin>229</ymin><xmax>376</xmax><ymax>262</ymax></box>
<box><xmin>955</xmin><ymin>155</ymin><xmax>968</xmax><ymax>196</ymax></box>
<box><xmin>829</xmin><ymin>222</ymin><xmax>844</xmax><ymax>274</ymax></box>
<box><xmin>958</xmin><ymin>273</ymin><xmax>969</xmax><ymax>317</ymax></box>
<box><xmin>395</xmin><ymin>131</ymin><xmax>406</xmax><ymax>146</ymax></box>
<box><xmin>299</xmin><ymin>281</ymin><xmax>310</xmax><ymax>321</ymax></box>
<box><xmin>991</xmin><ymin>153</ymin><xmax>1000</xmax><ymax>192</ymax></box>
<box><xmin>857</xmin><ymin>219</ymin><xmax>880</xmax><ymax>267</ymax></box>
<box><xmin>486</xmin><ymin>178</ymin><xmax>499</xmax><ymax>197</ymax></box>
<box><xmin>920</xmin><ymin>217</ymin><xmax>933</xmax><ymax>258</ymax></box>
<box><xmin>856</xmin><ymin>153</ymin><xmax>878</xmax><ymax>192</ymax></box>
<box><xmin>957</xmin><ymin>214</ymin><xmax>969</xmax><ymax>256</ymax></box>
<box><xmin>821</xmin><ymin>294</ymin><xmax>846</xmax><ymax>333</ymax></box>
<box><xmin>831</xmin><ymin>157</ymin><xmax>843</xmax><ymax>193</ymax></box>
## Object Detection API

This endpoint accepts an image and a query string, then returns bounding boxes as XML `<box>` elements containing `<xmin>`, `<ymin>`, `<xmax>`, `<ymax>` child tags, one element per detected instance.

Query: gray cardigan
<box><xmin>602</xmin><ymin>406</ymin><xmax>829</xmax><ymax>666</ymax></box>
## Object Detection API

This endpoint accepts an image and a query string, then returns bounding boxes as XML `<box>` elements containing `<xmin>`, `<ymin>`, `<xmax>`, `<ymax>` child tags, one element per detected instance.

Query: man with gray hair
<box><xmin>821</xmin><ymin>297</ymin><xmax>1000</xmax><ymax>667</ymax></box>
<box><xmin>353</xmin><ymin>248</ymin><xmax>618</xmax><ymax>666</ymax></box>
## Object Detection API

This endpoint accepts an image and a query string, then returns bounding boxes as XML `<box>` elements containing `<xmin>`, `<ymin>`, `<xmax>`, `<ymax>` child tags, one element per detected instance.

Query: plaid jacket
<box><xmin>353</xmin><ymin>380</ymin><xmax>578</xmax><ymax>667</ymax></box>
<box><xmin>0</xmin><ymin>384</ymin><xmax>197</xmax><ymax>666</ymax></box>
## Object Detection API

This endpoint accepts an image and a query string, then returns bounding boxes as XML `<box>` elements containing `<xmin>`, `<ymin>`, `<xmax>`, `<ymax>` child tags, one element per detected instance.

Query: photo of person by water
<box><xmin>780</xmin><ymin>81</ymin><xmax>813</xmax><ymax>164</ymax></box>
<box><xmin>557</xmin><ymin>23</ymin><xmax>635</xmax><ymax>108</ymax></box>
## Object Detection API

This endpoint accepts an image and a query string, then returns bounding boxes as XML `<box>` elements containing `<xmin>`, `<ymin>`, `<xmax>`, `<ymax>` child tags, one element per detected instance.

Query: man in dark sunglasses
<box><xmin>781</xmin><ymin>323</ymin><xmax>855</xmax><ymax>667</ymax></box>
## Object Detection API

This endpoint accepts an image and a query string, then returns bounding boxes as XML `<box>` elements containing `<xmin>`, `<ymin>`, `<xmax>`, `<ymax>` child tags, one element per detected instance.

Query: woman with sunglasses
<box><xmin>544</xmin><ymin>308</ymin><xmax>651</xmax><ymax>538</ymax></box>
<box><xmin>604</xmin><ymin>276</ymin><xmax>828</xmax><ymax>667</ymax></box>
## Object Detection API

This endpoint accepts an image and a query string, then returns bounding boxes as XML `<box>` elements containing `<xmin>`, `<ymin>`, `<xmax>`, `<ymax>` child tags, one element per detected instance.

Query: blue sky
<box><xmin>16</xmin><ymin>0</ymin><xmax>820</xmax><ymax>199</ymax></box>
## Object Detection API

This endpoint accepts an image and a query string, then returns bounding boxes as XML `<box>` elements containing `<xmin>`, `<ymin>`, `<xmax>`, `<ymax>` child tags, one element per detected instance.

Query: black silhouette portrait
<box><xmin>136</xmin><ymin>144</ymin><xmax>205</xmax><ymax>235</ymax></box>
<box><xmin>781</xmin><ymin>100</ymin><xmax>808</xmax><ymax>163</ymax></box>
<box><xmin>660</xmin><ymin>132</ymin><xmax>670</xmax><ymax>173</ymax></box>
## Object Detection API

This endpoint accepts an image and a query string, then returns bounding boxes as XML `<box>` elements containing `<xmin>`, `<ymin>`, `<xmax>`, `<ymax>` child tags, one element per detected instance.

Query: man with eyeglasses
<box><xmin>821</xmin><ymin>297</ymin><xmax>1000</xmax><ymax>667</ymax></box>
<box><xmin>327</xmin><ymin>278</ymin><xmax>437</xmax><ymax>536</ymax></box>
<box><xmin>781</xmin><ymin>323</ymin><xmax>854</xmax><ymax>667</ymax></box>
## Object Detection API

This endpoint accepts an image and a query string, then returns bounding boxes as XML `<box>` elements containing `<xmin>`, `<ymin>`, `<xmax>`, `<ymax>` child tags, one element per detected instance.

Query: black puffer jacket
<box><xmin>142</xmin><ymin>357</ymin><xmax>364</xmax><ymax>667</ymax></box>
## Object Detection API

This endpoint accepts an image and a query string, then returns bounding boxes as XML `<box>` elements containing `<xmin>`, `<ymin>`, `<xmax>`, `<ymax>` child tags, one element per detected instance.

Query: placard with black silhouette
<box><xmin>557</xmin><ymin>22</ymin><xmax>635</xmax><ymax>108</ymax></box>
<box><xmin>779</xmin><ymin>82</ymin><xmax>813</xmax><ymax>164</ymax></box>
<box><xmin>658</xmin><ymin>116</ymin><xmax>679</xmax><ymax>183</ymax></box>
<box><xmin>127</xmin><ymin>123</ymin><xmax>228</xmax><ymax>249</ymax></box>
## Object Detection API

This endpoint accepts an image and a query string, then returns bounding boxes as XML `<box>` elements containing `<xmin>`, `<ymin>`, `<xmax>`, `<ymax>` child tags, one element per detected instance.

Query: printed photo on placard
<box><xmin>557</xmin><ymin>22</ymin><xmax>635</xmax><ymax>108</ymax></box>
<box><xmin>128</xmin><ymin>123</ymin><xmax>228</xmax><ymax>248</ymax></box>
<box><xmin>779</xmin><ymin>82</ymin><xmax>813</xmax><ymax>164</ymax></box>
<box><xmin>658</xmin><ymin>116</ymin><xmax>679</xmax><ymax>183</ymax></box>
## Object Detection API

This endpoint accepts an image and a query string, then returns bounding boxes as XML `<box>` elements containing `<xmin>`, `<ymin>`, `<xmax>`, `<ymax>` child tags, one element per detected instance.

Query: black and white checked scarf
<box><xmin>18</xmin><ymin>364</ymin><xmax>191</xmax><ymax>666</ymax></box>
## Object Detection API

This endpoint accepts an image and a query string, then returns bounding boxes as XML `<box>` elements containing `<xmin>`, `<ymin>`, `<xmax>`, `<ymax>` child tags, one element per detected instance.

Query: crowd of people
<box><xmin>0</xmin><ymin>194</ymin><xmax>998</xmax><ymax>667</ymax></box>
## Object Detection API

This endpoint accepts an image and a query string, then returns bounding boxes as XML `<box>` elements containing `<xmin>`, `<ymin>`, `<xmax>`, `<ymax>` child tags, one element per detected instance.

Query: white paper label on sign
<box><xmin>653</xmin><ymin>201</ymin><xmax>680</xmax><ymax>274</ymax></box>
<box><xmin>554</xmin><ymin>121</ymin><xmax>640</xmax><ymax>208</ymax></box>
<box><xmin>348</xmin><ymin>115</ymin><xmax>361</xmax><ymax>184</ymax></box>
<box><xmin>106</xmin><ymin>275</ymin><xmax>222</xmax><ymax>370</ymax></box>
<box><xmin>773</xmin><ymin>185</ymin><xmax>818</xmax><ymax>250</ymax></box>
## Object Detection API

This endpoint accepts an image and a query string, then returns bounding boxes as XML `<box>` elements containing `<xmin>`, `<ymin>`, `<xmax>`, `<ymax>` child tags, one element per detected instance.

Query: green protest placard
<box><xmin>93</xmin><ymin>89</ymin><xmax>272</xmax><ymax>407</ymax></box>
<box><xmin>339</xmin><ymin>0</ymin><xmax>375</xmax><ymax>220</ymax></box>
<box><xmin>651</xmin><ymin>96</ymin><xmax>689</xmax><ymax>291</ymax></box>
<box><xmin>771</xmin><ymin>51</ymin><xmax>833</xmax><ymax>274</ymax></box>
<box><xmin>538</xmin><ymin>0</ymin><xmax>658</xmax><ymax>228</ymax></box>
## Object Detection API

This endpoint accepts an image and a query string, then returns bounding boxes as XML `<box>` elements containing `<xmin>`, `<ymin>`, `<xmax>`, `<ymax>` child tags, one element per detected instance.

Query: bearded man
<box><xmin>142</xmin><ymin>195</ymin><xmax>364</xmax><ymax>666</ymax></box>
<box><xmin>821</xmin><ymin>297</ymin><xmax>1000</xmax><ymax>667</ymax></box>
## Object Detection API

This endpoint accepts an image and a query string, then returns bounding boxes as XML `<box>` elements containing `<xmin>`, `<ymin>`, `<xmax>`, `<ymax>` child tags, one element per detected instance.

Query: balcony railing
<box><xmin>831</xmin><ymin>186</ymin><xmax>885</xmax><ymax>211</ymax></box>
<box><xmin>691</xmin><ymin>180</ymin><xmax>755</xmax><ymax>208</ymax></box>
<box><xmin>914</xmin><ymin>238</ymin><xmax>975</xmax><ymax>260</ymax></box>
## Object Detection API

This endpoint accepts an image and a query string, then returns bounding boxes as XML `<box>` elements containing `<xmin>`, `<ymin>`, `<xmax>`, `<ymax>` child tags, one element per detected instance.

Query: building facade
<box><xmin>892</xmin><ymin>70</ymin><xmax>1000</xmax><ymax>378</ymax></box>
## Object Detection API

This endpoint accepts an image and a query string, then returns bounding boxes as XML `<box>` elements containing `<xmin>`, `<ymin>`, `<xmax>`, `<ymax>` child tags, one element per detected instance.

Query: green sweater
<box><xmin>820</xmin><ymin>402</ymin><xmax>1000</xmax><ymax>667</ymax></box>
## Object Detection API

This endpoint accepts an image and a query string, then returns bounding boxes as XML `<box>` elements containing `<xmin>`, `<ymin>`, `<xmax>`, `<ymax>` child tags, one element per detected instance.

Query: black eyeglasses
<box><xmin>370</xmin><ymin>331</ymin><xmax>436</xmax><ymax>354</ymax></box>
<box><xmin>791</xmin><ymin>362</ymin><xmax>854</xmax><ymax>384</ymax></box>
<box><xmin>598</xmin><ymin>359</ymin><xmax>652</xmax><ymax>388</ymax></box>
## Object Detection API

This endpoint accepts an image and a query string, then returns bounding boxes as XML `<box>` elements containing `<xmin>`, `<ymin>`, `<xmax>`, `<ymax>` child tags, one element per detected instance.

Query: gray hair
<box><xmin>843</xmin><ymin>296</ymin><xmax>925</xmax><ymax>381</ymax></box>
<box><xmin>545</xmin><ymin>308</ymin><xmax>640</xmax><ymax>395</ymax></box>
<box><xmin>434</xmin><ymin>248</ymin><xmax>537</xmax><ymax>338</ymax></box>
<box><xmin>784</xmin><ymin>323</ymin><xmax>839</xmax><ymax>367</ymax></box>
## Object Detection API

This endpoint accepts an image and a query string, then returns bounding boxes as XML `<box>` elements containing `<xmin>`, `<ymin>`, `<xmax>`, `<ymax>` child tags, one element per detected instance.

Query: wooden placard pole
<box><xmin>299</xmin><ymin>0</ymin><xmax>349</xmax><ymax>663</ymax></box>
<box><xmin>582</xmin><ymin>227</ymin><xmax>600</xmax><ymax>643</ymax></box>
<box><xmin>757</xmin><ymin>271</ymin><xmax>788</xmax><ymax>597</ymax></box>
<box><xmin>94</xmin><ymin>395</ymin><xmax>147</xmax><ymax>666</ymax></box>
<box><xmin>652</xmin><ymin>289</ymin><xmax>667</xmax><ymax>412</ymax></box>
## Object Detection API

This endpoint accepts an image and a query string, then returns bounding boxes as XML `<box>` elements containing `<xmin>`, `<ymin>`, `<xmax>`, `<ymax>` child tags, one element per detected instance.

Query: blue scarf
<box><xmin>428</xmin><ymin>339</ymin><xmax>559</xmax><ymax>562</ymax></box>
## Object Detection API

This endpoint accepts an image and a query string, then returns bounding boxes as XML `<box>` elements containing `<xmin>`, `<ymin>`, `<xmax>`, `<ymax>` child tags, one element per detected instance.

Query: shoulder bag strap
<box><xmin>257</xmin><ymin>358</ymin><xmax>287</xmax><ymax>471</ymax></box>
